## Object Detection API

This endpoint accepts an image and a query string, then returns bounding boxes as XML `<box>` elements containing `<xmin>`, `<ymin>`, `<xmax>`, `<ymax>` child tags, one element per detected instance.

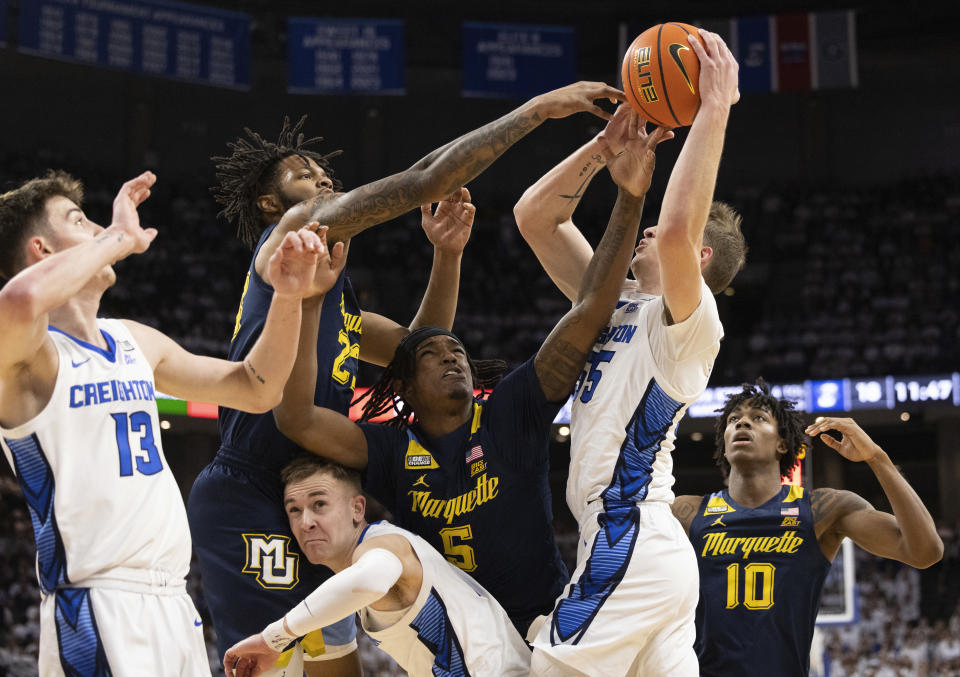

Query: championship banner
<box><xmin>812</xmin><ymin>10</ymin><xmax>858</xmax><ymax>89</ymax></box>
<box><xmin>287</xmin><ymin>17</ymin><xmax>405</xmax><ymax>95</ymax></box>
<box><xmin>19</xmin><ymin>0</ymin><xmax>250</xmax><ymax>89</ymax></box>
<box><xmin>734</xmin><ymin>15</ymin><xmax>775</xmax><ymax>92</ymax></box>
<box><xmin>775</xmin><ymin>12</ymin><xmax>811</xmax><ymax>91</ymax></box>
<box><xmin>462</xmin><ymin>22</ymin><xmax>575</xmax><ymax>99</ymax></box>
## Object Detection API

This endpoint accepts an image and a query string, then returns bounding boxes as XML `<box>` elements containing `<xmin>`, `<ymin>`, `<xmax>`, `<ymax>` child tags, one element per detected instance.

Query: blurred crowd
<box><xmin>3</xmin><ymin>154</ymin><xmax>956</xmax><ymax>385</ymax></box>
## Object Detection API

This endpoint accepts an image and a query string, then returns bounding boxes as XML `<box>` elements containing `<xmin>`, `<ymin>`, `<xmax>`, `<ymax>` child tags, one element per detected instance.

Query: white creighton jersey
<box><xmin>358</xmin><ymin>521</ymin><xmax>530</xmax><ymax>677</ymax></box>
<box><xmin>0</xmin><ymin>319</ymin><xmax>190</xmax><ymax>593</ymax></box>
<box><xmin>567</xmin><ymin>279</ymin><xmax>722</xmax><ymax>521</ymax></box>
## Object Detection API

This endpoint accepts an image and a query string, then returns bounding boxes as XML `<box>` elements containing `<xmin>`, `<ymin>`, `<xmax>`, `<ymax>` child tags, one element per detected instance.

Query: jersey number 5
<box><xmin>439</xmin><ymin>525</ymin><xmax>477</xmax><ymax>572</ymax></box>
<box><xmin>725</xmin><ymin>562</ymin><xmax>775</xmax><ymax>610</ymax></box>
<box><xmin>112</xmin><ymin>411</ymin><xmax>163</xmax><ymax>477</ymax></box>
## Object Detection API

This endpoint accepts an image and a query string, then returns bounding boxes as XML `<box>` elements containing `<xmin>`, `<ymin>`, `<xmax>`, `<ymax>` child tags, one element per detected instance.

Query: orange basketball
<box><xmin>620</xmin><ymin>22</ymin><xmax>705</xmax><ymax>128</ymax></box>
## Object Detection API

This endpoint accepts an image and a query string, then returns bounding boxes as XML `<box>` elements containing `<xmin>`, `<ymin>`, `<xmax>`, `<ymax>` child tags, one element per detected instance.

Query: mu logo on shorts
<box><xmin>241</xmin><ymin>534</ymin><xmax>300</xmax><ymax>589</ymax></box>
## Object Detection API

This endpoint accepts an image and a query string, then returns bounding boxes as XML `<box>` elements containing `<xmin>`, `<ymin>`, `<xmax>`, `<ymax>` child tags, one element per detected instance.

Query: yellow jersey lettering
<box><xmin>232</xmin><ymin>272</ymin><xmax>251</xmax><ymax>341</ymax></box>
<box><xmin>701</xmin><ymin>530</ymin><xmax>805</xmax><ymax>559</ymax></box>
<box><xmin>407</xmin><ymin>473</ymin><xmax>500</xmax><ymax>524</ymax></box>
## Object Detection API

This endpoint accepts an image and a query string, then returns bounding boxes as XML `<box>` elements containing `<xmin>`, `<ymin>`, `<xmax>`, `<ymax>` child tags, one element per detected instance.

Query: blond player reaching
<box><xmin>514</xmin><ymin>31</ymin><xmax>745</xmax><ymax>676</ymax></box>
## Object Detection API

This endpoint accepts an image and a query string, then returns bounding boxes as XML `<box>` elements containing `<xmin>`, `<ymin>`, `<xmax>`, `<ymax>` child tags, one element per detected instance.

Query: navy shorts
<box><xmin>187</xmin><ymin>460</ymin><xmax>356</xmax><ymax>660</ymax></box>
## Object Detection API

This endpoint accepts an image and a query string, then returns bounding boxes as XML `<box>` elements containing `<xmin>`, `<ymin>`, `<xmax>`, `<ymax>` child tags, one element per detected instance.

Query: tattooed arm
<box><xmin>533</xmin><ymin>110</ymin><xmax>653</xmax><ymax>401</ymax></box>
<box><xmin>808</xmin><ymin>417</ymin><xmax>942</xmax><ymax>568</ymax></box>
<box><xmin>514</xmin><ymin>107</ymin><xmax>672</xmax><ymax>302</ymax></box>
<box><xmin>130</xmin><ymin>228</ymin><xmax>336</xmax><ymax>415</ymax></box>
<box><xmin>263</xmin><ymin>82</ymin><xmax>623</xmax><ymax>252</ymax></box>
<box><xmin>671</xmin><ymin>495</ymin><xmax>704</xmax><ymax>536</ymax></box>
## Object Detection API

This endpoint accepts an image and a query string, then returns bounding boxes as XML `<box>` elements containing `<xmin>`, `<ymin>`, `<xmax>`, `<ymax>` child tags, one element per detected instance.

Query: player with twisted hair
<box><xmin>188</xmin><ymin>81</ymin><xmax>625</xmax><ymax>674</ymax></box>
<box><xmin>671</xmin><ymin>380</ymin><xmax>943</xmax><ymax>676</ymax></box>
<box><xmin>272</xmin><ymin>103</ymin><xmax>665</xmax><ymax>638</ymax></box>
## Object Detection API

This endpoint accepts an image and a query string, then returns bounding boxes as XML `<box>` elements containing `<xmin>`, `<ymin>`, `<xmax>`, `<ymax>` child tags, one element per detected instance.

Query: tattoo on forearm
<box><xmin>310</xmin><ymin>109</ymin><xmax>543</xmax><ymax>235</ymax></box>
<box><xmin>245</xmin><ymin>359</ymin><xmax>266</xmax><ymax>385</ymax></box>
<box><xmin>536</xmin><ymin>337</ymin><xmax>588</xmax><ymax>400</ymax></box>
<box><xmin>560</xmin><ymin>166</ymin><xmax>601</xmax><ymax>206</ymax></box>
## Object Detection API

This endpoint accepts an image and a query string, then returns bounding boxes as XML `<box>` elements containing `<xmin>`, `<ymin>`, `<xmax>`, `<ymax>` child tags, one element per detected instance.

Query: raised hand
<box><xmin>106</xmin><ymin>171</ymin><xmax>158</xmax><ymax>257</ymax></box>
<box><xmin>266</xmin><ymin>226</ymin><xmax>324</xmax><ymax>297</ymax></box>
<box><xmin>306</xmin><ymin>224</ymin><xmax>346</xmax><ymax>297</ymax></box>
<box><xmin>805</xmin><ymin>417</ymin><xmax>884</xmax><ymax>463</ymax></box>
<box><xmin>596</xmin><ymin>105</ymin><xmax>674</xmax><ymax>197</ymax></box>
<box><xmin>688</xmin><ymin>29</ymin><xmax>740</xmax><ymax>109</ymax></box>
<box><xmin>223</xmin><ymin>634</ymin><xmax>280</xmax><ymax>677</ymax></box>
<box><xmin>421</xmin><ymin>187</ymin><xmax>475</xmax><ymax>255</ymax></box>
<box><xmin>533</xmin><ymin>81</ymin><xmax>626</xmax><ymax>121</ymax></box>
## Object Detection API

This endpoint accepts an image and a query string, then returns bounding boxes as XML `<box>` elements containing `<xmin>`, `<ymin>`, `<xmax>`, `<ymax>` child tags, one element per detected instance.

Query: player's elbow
<box><xmin>0</xmin><ymin>281</ymin><xmax>44</xmax><ymax>325</ymax></box>
<box><xmin>273</xmin><ymin>405</ymin><xmax>309</xmax><ymax>441</ymax></box>
<box><xmin>909</xmin><ymin>537</ymin><xmax>944</xmax><ymax>569</ymax></box>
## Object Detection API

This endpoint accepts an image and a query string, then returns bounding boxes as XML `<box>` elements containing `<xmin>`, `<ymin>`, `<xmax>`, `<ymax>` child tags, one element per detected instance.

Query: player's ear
<box><xmin>256</xmin><ymin>192</ymin><xmax>282</xmax><ymax>217</ymax></box>
<box><xmin>700</xmin><ymin>245</ymin><xmax>714</xmax><ymax>268</ymax></box>
<box><xmin>352</xmin><ymin>494</ymin><xmax>366</xmax><ymax>525</ymax></box>
<box><xmin>776</xmin><ymin>437</ymin><xmax>788</xmax><ymax>457</ymax></box>
<box><xmin>25</xmin><ymin>234</ymin><xmax>55</xmax><ymax>263</ymax></box>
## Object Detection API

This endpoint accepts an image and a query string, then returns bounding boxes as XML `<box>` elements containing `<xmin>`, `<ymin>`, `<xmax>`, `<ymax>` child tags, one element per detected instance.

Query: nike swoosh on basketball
<box><xmin>71</xmin><ymin>357</ymin><xmax>91</xmax><ymax>368</ymax></box>
<box><xmin>668</xmin><ymin>43</ymin><xmax>696</xmax><ymax>94</ymax></box>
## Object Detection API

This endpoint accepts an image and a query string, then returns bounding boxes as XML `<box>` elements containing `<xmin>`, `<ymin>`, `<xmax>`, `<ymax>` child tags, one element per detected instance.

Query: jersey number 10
<box><xmin>725</xmin><ymin>562</ymin><xmax>775</xmax><ymax>610</ymax></box>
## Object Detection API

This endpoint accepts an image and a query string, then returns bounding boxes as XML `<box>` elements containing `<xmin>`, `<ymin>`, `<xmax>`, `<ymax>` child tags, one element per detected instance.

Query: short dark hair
<box><xmin>713</xmin><ymin>379</ymin><xmax>808</xmax><ymax>481</ymax></box>
<box><xmin>211</xmin><ymin>115</ymin><xmax>342</xmax><ymax>250</ymax></box>
<box><xmin>0</xmin><ymin>171</ymin><xmax>84</xmax><ymax>279</ymax></box>
<box><xmin>702</xmin><ymin>201</ymin><xmax>747</xmax><ymax>294</ymax></box>
<box><xmin>280</xmin><ymin>454</ymin><xmax>362</xmax><ymax>495</ymax></box>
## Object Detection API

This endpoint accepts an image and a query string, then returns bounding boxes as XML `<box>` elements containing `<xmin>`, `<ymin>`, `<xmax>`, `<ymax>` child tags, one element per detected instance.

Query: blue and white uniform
<box><xmin>358</xmin><ymin>521</ymin><xmax>530</xmax><ymax>676</ymax></box>
<box><xmin>0</xmin><ymin>320</ymin><xmax>209</xmax><ymax>676</ymax></box>
<box><xmin>530</xmin><ymin>279</ymin><xmax>723</xmax><ymax>677</ymax></box>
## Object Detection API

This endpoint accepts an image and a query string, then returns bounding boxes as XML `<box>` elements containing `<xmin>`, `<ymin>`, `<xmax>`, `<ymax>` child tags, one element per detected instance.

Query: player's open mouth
<box><xmin>442</xmin><ymin>369</ymin><xmax>463</xmax><ymax>379</ymax></box>
<box><xmin>732</xmin><ymin>432</ymin><xmax>752</xmax><ymax>443</ymax></box>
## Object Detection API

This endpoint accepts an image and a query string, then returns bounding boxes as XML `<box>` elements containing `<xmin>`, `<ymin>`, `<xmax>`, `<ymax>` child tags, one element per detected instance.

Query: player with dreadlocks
<box><xmin>271</xmin><ymin>105</ymin><xmax>664</xmax><ymax>637</ymax></box>
<box><xmin>671</xmin><ymin>379</ymin><xmax>943</xmax><ymax>677</ymax></box>
<box><xmin>189</xmin><ymin>81</ymin><xmax>624</xmax><ymax>674</ymax></box>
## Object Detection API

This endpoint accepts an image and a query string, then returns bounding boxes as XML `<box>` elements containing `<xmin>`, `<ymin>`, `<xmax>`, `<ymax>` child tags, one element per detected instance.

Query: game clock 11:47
<box><xmin>891</xmin><ymin>375</ymin><xmax>956</xmax><ymax>405</ymax></box>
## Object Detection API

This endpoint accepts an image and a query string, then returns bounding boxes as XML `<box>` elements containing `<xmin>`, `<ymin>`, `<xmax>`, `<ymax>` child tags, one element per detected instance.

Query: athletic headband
<box><xmin>393</xmin><ymin>326</ymin><xmax>463</xmax><ymax>363</ymax></box>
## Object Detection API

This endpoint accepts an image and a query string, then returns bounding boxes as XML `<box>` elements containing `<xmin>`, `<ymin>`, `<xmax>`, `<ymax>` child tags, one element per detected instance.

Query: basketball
<box><xmin>621</xmin><ymin>22</ymin><xmax>705</xmax><ymax>128</ymax></box>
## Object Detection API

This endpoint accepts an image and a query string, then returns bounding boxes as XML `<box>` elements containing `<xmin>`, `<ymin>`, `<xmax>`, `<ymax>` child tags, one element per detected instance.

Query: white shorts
<box><xmin>38</xmin><ymin>583</ymin><xmax>210</xmax><ymax>676</ymax></box>
<box><xmin>529</xmin><ymin>502</ymin><xmax>699</xmax><ymax>677</ymax></box>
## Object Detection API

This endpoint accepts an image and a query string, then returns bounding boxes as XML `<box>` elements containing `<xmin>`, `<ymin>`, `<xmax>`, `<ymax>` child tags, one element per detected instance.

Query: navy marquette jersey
<box><xmin>218</xmin><ymin>222</ymin><xmax>362</xmax><ymax>474</ymax></box>
<box><xmin>690</xmin><ymin>485</ymin><xmax>831</xmax><ymax>677</ymax></box>
<box><xmin>187</xmin><ymin>222</ymin><xmax>362</xmax><ymax>659</ymax></box>
<box><xmin>360</xmin><ymin>358</ymin><xmax>569</xmax><ymax>634</ymax></box>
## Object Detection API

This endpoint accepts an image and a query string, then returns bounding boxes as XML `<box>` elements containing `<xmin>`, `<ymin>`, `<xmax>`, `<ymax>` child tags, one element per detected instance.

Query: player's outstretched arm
<box><xmin>129</xmin><ymin>227</ymin><xmax>332</xmax><ymax>414</ymax></box>
<box><xmin>533</xmin><ymin>107</ymin><xmax>650</xmax><ymax>402</ymax></box>
<box><xmin>657</xmin><ymin>30</ymin><xmax>739</xmax><ymax>323</ymax></box>
<box><xmin>671</xmin><ymin>494</ymin><xmax>704</xmax><ymax>536</ymax></box>
<box><xmin>269</xmin><ymin>82</ymin><xmax>623</xmax><ymax>246</ymax></box>
<box><xmin>224</xmin><ymin>546</ymin><xmax>406</xmax><ymax>677</ymax></box>
<box><xmin>514</xmin><ymin>109</ymin><xmax>672</xmax><ymax>302</ymax></box>
<box><xmin>357</xmin><ymin>188</ymin><xmax>475</xmax><ymax>366</ymax></box>
<box><xmin>806</xmin><ymin>417</ymin><xmax>943</xmax><ymax>568</ymax></box>
<box><xmin>273</xmin><ymin>295</ymin><xmax>369</xmax><ymax>469</ymax></box>
<box><xmin>0</xmin><ymin>172</ymin><xmax>156</xmax><ymax>376</ymax></box>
